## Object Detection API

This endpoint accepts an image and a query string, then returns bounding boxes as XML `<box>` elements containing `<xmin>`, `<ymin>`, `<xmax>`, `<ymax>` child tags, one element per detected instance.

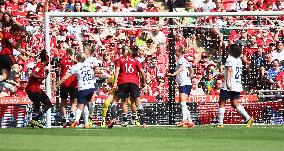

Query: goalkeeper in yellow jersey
<box><xmin>100</xmin><ymin>75</ymin><xmax>140</xmax><ymax>128</ymax></box>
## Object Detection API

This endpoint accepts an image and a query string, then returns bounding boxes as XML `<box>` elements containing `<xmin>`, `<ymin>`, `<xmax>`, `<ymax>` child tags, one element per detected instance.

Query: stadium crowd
<box><xmin>0</xmin><ymin>0</ymin><xmax>284</xmax><ymax>100</ymax></box>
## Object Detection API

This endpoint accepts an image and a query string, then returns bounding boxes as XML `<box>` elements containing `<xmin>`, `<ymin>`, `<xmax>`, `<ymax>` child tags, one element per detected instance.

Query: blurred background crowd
<box><xmin>0</xmin><ymin>0</ymin><xmax>283</xmax><ymax>101</ymax></box>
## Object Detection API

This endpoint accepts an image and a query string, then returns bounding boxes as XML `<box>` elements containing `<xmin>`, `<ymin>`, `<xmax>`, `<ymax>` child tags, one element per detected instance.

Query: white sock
<box><xmin>187</xmin><ymin>110</ymin><xmax>192</xmax><ymax>122</ymax></box>
<box><xmin>75</xmin><ymin>109</ymin><xmax>82</xmax><ymax>122</ymax></box>
<box><xmin>236</xmin><ymin>105</ymin><xmax>251</xmax><ymax>121</ymax></box>
<box><xmin>89</xmin><ymin>102</ymin><xmax>94</xmax><ymax>115</ymax></box>
<box><xmin>218</xmin><ymin>108</ymin><xmax>225</xmax><ymax>125</ymax></box>
<box><xmin>83</xmin><ymin>106</ymin><xmax>89</xmax><ymax>125</ymax></box>
<box><xmin>181</xmin><ymin>102</ymin><xmax>188</xmax><ymax>121</ymax></box>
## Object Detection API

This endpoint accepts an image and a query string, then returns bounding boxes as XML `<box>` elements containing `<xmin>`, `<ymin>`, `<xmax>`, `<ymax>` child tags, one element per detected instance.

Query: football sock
<box><xmin>138</xmin><ymin>105</ymin><xmax>145</xmax><ymax>125</ymax></box>
<box><xmin>70</xmin><ymin>111</ymin><xmax>75</xmax><ymax>122</ymax></box>
<box><xmin>102</xmin><ymin>98</ymin><xmax>111</xmax><ymax>118</ymax></box>
<box><xmin>122</xmin><ymin>113</ymin><xmax>127</xmax><ymax>122</ymax></box>
<box><xmin>181</xmin><ymin>102</ymin><xmax>188</xmax><ymax>121</ymax></box>
<box><xmin>187</xmin><ymin>110</ymin><xmax>193</xmax><ymax>123</ymax></box>
<box><xmin>75</xmin><ymin>109</ymin><xmax>82</xmax><ymax>122</ymax></box>
<box><xmin>33</xmin><ymin>112</ymin><xmax>44</xmax><ymax>121</ymax></box>
<box><xmin>32</xmin><ymin>112</ymin><xmax>39</xmax><ymax>121</ymax></box>
<box><xmin>132</xmin><ymin>112</ymin><xmax>137</xmax><ymax>121</ymax></box>
<box><xmin>83</xmin><ymin>106</ymin><xmax>89</xmax><ymax>125</ymax></box>
<box><xmin>110</xmin><ymin>104</ymin><xmax>117</xmax><ymax>119</ymax></box>
<box><xmin>218</xmin><ymin>108</ymin><xmax>225</xmax><ymax>125</ymax></box>
<box><xmin>236</xmin><ymin>105</ymin><xmax>251</xmax><ymax>121</ymax></box>
<box><xmin>102</xmin><ymin>117</ymin><xmax>106</xmax><ymax>122</ymax></box>
<box><xmin>88</xmin><ymin>102</ymin><xmax>94</xmax><ymax>115</ymax></box>
<box><xmin>62</xmin><ymin>115</ymin><xmax>67</xmax><ymax>123</ymax></box>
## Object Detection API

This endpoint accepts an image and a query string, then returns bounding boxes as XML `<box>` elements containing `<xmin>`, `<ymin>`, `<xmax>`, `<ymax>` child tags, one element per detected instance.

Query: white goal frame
<box><xmin>44</xmin><ymin>11</ymin><xmax>284</xmax><ymax>128</ymax></box>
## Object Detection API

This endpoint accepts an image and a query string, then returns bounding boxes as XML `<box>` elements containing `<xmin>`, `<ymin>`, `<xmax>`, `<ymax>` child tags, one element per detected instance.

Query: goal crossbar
<box><xmin>46</xmin><ymin>11</ymin><xmax>284</xmax><ymax>17</ymax></box>
<box><xmin>44</xmin><ymin>11</ymin><xmax>284</xmax><ymax>128</ymax></box>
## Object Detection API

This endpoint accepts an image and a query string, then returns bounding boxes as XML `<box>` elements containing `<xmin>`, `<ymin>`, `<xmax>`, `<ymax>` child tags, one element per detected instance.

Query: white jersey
<box><xmin>68</xmin><ymin>62</ymin><xmax>96</xmax><ymax>90</ymax></box>
<box><xmin>176</xmin><ymin>57</ymin><xmax>192</xmax><ymax>86</ymax></box>
<box><xmin>222</xmin><ymin>55</ymin><xmax>243</xmax><ymax>92</ymax></box>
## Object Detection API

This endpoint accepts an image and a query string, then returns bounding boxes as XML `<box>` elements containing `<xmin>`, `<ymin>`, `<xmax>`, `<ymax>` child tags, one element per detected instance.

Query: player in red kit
<box><xmin>58</xmin><ymin>48</ymin><xmax>78</xmax><ymax>128</ymax></box>
<box><xmin>108</xmin><ymin>45</ymin><xmax>147</xmax><ymax>128</ymax></box>
<box><xmin>26</xmin><ymin>50</ymin><xmax>52</xmax><ymax>128</ymax></box>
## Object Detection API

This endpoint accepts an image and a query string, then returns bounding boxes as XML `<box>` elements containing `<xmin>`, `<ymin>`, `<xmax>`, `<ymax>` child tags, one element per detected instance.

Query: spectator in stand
<box><xmin>26</xmin><ymin>0</ymin><xmax>38</xmax><ymax>12</ymax></box>
<box><xmin>83</xmin><ymin>0</ymin><xmax>96</xmax><ymax>12</ymax></box>
<box><xmin>66</xmin><ymin>0</ymin><xmax>75</xmax><ymax>12</ymax></box>
<box><xmin>273</xmin><ymin>0</ymin><xmax>284</xmax><ymax>11</ymax></box>
<box><xmin>74</xmin><ymin>2</ymin><xmax>83</xmax><ymax>12</ymax></box>
<box><xmin>266</xmin><ymin>59</ymin><xmax>284</xmax><ymax>88</ymax></box>
<box><xmin>230</xmin><ymin>0</ymin><xmax>247</xmax><ymax>11</ymax></box>
<box><xmin>275</xmin><ymin>70</ymin><xmax>284</xmax><ymax>89</ymax></box>
<box><xmin>265</xmin><ymin>42</ymin><xmax>276</xmax><ymax>53</ymax></box>
<box><xmin>190</xmin><ymin>77</ymin><xmax>205</xmax><ymax>95</ymax></box>
<box><xmin>245</xmin><ymin>0</ymin><xmax>255</xmax><ymax>11</ymax></box>
<box><xmin>250</xmin><ymin>48</ymin><xmax>265</xmax><ymax>89</ymax></box>
<box><xmin>153</xmin><ymin>77</ymin><xmax>168</xmax><ymax>101</ymax></box>
<box><xmin>143</xmin><ymin>38</ymin><xmax>156</xmax><ymax>56</ymax></box>
<box><xmin>260</xmin><ymin>53</ymin><xmax>274</xmax><ymax>88</ymax></box>
<box><xmin>202</xmin><ymin>69</ymin><xmax>215</xmax><ymax>94</ymax></box>
<box><xmin>1</xmin><ymin>12</ymin><xmax>14</xmax><ymax>28</ymax></box>
<box><xmin>0</xmin><ymin>0</ymin><xmax>5</xmax><ymax>13</ymax></box>
<box><xmin>210</xmin><ymin>79</ymin><xmax>223</xmax><ymax>95</ymax></box>
<box><xmin>197</xmin><ymin>52</ymin><xmax>214</xmax><ymax>75</ymax></box>
<box><xmin>200</xmin><ymin>0</ymin><xmax>216</xmax><ymax>12</ymax></box>
<box><xmin>35</xmin><ymin>3</ymin><xmax>44</xmax><ymax>21</ymax></box>
<box><xmin>56</xmin><ymin>1</ymin><xmax>67</xmax><ymax>12</ymax></box>
<box><xmin>272</xmin><ymin>41</ymin><xmax>284</xmax><ymax>63</ymax></box>
<box><xmin>141</xmin><ymin>71</ymin><xmax>153</xmax><ymax>96</ymax></box>
<box><xmin>148</xmin><ymin>26</ymin><xmax>167</xmax><ymax>47</ymax></box>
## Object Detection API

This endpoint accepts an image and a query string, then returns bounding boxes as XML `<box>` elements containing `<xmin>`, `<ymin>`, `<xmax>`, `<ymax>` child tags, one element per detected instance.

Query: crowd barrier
<box><xmin>0</xmin><ymin>95</ymin><xmax>283</xmax><ymax>128</ymax></box>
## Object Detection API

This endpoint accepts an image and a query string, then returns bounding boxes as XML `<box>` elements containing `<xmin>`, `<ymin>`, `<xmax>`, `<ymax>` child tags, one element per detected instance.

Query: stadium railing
<box><xmin>0</xmin><ymin>94</ymin><xmax>283</xmax><ymax>128</ymax></box>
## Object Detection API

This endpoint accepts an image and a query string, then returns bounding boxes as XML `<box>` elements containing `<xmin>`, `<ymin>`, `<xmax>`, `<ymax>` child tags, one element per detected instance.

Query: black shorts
<box><xmin>219</xmin><ymin>89</ymin><xmax>240</xmax><ymax>101</ymax></box>
<box><xmin>116</xmin><ymin>83</ymin><xmax>140</xmax><ymax>100</ymax></box>
<box><xmin>60</xmin><ymin>87</ymin><xmax>78</xmax><ymax>100</ymax></box>
<box><xmin>0</xmin><ymin>54</ymin><xmax>15</xmax><ymax>71</ymax></box>
<box><xmin>27</xmin><ymin>90</ymin><xmax>51</xmax><ymax>105</ymax></box>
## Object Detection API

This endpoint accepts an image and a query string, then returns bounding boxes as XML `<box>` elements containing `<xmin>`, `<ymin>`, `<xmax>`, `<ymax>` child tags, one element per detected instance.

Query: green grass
<box><xmin>0</xmin><ymin>125</ymin><xmax>283</xmax><ymax>151</ymax></box>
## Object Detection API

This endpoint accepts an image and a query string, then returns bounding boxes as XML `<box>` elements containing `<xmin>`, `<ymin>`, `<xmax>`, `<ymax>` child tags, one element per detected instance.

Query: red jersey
<box><xmin>26</xmin><ymin>62</ymin><xmax>47</xmax><ymax>93</ymax></box>
<box><xmin>275</xmin><ymin>71</ymin><xmax>284</xmax><ymax>88</ymax></box>
<box><xmin>116</xmin><ymin>56</ymin><xmax>142</xmax><ymax>86</ymax></box>
<box><xmin>59</xmin><ymin>56</ymin><xmax>78</xmax><ymax>88</ymax></box>
<box><xmin>0</xmin><ymin>32</ymin><xmax>16</xmax><ymax>55</ymax></box>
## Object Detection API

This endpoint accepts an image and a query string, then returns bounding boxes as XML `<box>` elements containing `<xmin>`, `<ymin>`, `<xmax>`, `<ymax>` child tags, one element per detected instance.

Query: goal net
<box><xmin>1</xmin><ymin>11</ymin><xmax>284</xmax><ymax>128</ymax></box>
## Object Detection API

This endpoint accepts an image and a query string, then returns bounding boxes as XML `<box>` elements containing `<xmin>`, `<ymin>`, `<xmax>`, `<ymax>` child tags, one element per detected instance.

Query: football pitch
<box><xmin>0</xmin><ymin>125</ymin><xmax>284</xmax><ymax>151</ymax></box>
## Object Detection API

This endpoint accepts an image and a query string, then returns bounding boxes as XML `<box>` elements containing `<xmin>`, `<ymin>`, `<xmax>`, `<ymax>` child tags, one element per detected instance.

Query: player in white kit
<box><xmin>168</xmin><ymin>49</ymin><xmax>194</xmax><ymax>128</ymax></box>
<box><xmin>216</xmin><ymin>44</ymin><xmax>254</xmax><ymax>128</ymax></box>
<box><xmin>55</xmin><ymin>52</ymin><xmax>98</xmax><ymax>128</ymax></box>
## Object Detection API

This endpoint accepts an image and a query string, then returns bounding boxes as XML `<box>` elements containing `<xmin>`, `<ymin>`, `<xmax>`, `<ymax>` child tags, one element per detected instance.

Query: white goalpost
<box><xmin>44</xmin><ymin>11</ymin><xmax>284</xmax><ymax>128</ymax></box>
